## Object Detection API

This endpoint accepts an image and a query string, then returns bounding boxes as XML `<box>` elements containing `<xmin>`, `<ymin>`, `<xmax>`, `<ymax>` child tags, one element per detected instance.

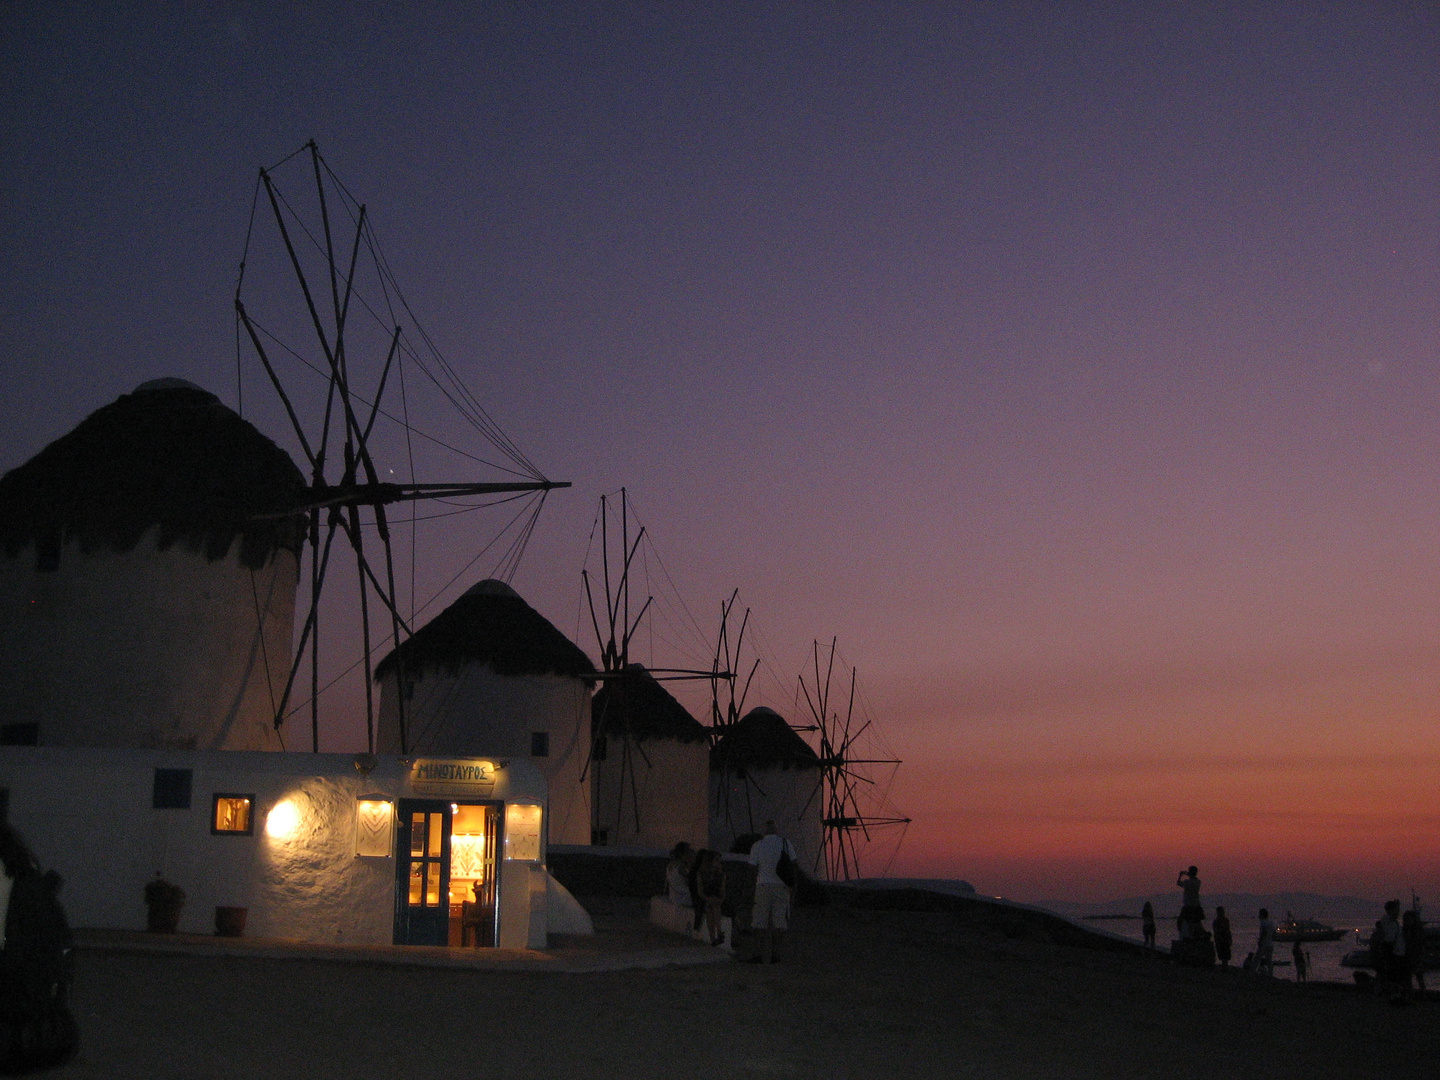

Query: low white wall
<box><xmin>0</xmin><ymin>747</ymin><xmax>548</xmax><ymax>947</ymax></box>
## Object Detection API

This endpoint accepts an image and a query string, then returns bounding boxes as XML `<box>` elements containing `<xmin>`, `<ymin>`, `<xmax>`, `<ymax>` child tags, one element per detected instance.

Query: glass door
<box><xmin>395</xmin><ymin>800</ymin><xmax>450</xmax><ymax>945</ymax></box>
<box><xmin>448</xmin><ymin>803</ymin><xmax>500</xmax><ymax>946</ymax></box>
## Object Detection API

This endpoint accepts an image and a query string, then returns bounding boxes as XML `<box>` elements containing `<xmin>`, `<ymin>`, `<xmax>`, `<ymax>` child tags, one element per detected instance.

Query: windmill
<box><xmin>705</xmin><ymin>589</ymin><xmax>767</xmax><ymax>837</ymax></box>
<box><xmin>795</xmin><ymin>639</ymin><xmax>911</xmax><ymax>880</ymax></box>
<box><xmin>704</xmin><ymin>592</ymin><xmax>835</xmax><ymax>873</ymax></box>
<box><xmin>579</xmin><ymin>489</ymin><xmax>723</xmax><ymax>846</ymax></box>
<box><xmin>709</xmin><ymin>589</ymin><xmax>760</xmax><ymax>733</ymax></box>
<box><xmin>232</xmin><ymin>141</ymin><xmax>566</xmax><ymax>753</ymax></box>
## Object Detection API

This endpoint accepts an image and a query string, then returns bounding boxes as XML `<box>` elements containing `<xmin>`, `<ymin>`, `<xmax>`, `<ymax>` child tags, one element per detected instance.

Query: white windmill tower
<box><xmin>0</xmin><ymin>379</ymin><xmax>304</xmax><ymax>751</ymax></box>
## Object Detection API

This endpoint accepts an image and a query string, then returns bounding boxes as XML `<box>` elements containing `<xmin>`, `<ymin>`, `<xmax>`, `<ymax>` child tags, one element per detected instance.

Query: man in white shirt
<box><xmin>748</xmin><ymin>820</ymin><xmax>796</xmax><ymax>964</ymax></box>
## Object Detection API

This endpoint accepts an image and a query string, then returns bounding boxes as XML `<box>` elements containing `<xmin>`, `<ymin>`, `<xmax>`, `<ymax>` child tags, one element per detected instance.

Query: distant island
<box><xmin>1035</xmin><ymin>891</ymin><xmax>1381</xmax><ymax>924</ymax></box>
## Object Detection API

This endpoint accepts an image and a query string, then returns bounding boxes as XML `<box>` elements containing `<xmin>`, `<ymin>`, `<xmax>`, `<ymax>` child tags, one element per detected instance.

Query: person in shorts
<box><xmin>748</xmin><ymin>820</ymin><xmax>796</xmax><ymax>964</ymax></box>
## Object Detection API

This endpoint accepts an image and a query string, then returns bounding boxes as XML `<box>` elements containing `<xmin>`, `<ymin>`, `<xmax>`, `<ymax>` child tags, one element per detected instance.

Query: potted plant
<box><xmin>214</xmin><ymin>906</ymin><xmax>247</xmax><ymax>938</ymax></box>
<box><xmin>143</xmin><ymin>875</ymin><xmax>185</xmax><ymax>933</ymax></box>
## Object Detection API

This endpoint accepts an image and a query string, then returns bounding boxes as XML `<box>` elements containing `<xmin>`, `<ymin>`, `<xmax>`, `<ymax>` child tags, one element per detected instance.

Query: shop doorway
<box><xmin>395</xmin><ymin>800</ymin><xmax>500</xmax><ymax>946</ymax></box>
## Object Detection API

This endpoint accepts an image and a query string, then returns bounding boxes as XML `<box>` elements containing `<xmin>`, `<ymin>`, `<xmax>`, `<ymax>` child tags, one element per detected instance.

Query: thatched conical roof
<box><xmin>0</xmin><ymin>380</ymin><xmax>306</xmax><ymax>570</ymax></box>
<box><xmin>374</xmin><ymin>579</ymin><xmax>597</xmax><ymax>684</ymax></box>
<box><xmin>592</xmin><ymin>664</ymin><xmax>709</xmax><ymax>744</ymax></box>
<box><xmin>710</xmin><ymin>706</ymin><xmax>820</xmax><ymax>771</ymax></box>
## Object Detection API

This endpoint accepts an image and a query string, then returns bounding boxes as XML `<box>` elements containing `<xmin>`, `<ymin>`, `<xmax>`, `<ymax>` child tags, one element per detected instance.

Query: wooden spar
<box><xmin>248</xmin><ymin>479</ymin><xmax>570</xmax><ymax>520</ymax></box>
<box><xmin>240</xmin><ymin>142</ymin><xmax>568</xmax><ymax>757</ymax></box>
<box><xmin>588</xmin><ymin>667</ymin><xmax>734</xmax><ymax>681</ymax></box>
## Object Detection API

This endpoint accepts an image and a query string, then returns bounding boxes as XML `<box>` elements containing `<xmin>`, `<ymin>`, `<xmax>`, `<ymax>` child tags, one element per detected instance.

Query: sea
<box><xmin>851</xmin><ymin>880</ymin><xmax>1385</xmax><ymax>985</ymax></box>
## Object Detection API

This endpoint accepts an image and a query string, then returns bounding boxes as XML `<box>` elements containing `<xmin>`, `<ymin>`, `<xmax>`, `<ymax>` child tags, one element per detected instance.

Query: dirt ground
<box><xmin>50</xmin><ymin>903</ymin><xmax>1440</xmax><ymax>1080</ymax></box>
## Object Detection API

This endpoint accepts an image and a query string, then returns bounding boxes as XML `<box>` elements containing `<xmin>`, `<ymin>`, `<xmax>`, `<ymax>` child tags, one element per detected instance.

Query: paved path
<box><xmin>72</xmin><ymin>920</ymin><xmax>732</xmax><ymax>974</ymax></box>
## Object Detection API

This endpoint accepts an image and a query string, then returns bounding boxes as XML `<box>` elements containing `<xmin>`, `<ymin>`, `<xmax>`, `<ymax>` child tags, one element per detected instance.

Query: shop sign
<box><xmin>410</xmin><ymin>759</ymin><xmax>497</xmax><ymax>796</ymax></box>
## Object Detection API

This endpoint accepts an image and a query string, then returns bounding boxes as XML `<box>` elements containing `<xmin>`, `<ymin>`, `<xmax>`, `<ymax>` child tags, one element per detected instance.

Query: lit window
<box><xmin>355</xmin><ymin>797</ymin><xmax>394</xmax><ymax>857</ymax></box>
<box><xmin>504</xmin><ymin>802</ymin><xmax>543</xmax><ymax>861</ymax></box>
<box><xmin>212</xmin><ymin>794</ymin><xmax>254</xmax><ymax>835</ymax></box>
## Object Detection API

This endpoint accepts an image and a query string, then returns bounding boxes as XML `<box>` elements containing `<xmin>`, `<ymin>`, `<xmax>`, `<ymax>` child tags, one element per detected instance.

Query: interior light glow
<box><xmin>266</xmin><ymin>799</ymin><xmax>302</xmax><ymax>839</ymax></box>
<box><xmin>450</xmin><ymin>833</ymin><xmax>487</xmax><ymax>878</ymax></box>
<box><xmin>355</xmin><ymin>797</ymin><xmax>394</xmax><ymax>857</ymax></box>
<box><xmin>504</xmin><ymin>802</ymin><xmax>542</xmax><ymax>861</ymax></box>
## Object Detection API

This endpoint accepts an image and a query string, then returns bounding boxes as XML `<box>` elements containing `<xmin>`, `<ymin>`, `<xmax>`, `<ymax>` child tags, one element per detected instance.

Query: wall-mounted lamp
<box><xmin>265</xmin><ymin>799</ymin><xmax>302</xmax><ymax>840</ymax></box>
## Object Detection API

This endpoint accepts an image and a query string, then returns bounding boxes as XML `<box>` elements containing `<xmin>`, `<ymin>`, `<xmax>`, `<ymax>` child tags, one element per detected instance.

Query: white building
<box><xmin>0</xmin><ymin>379</ymin><xmax>303</xmax><ymax>752</ymax></box>
<box><xmin>375</xmin><ymin>580</ymin><xmax>597</xmax><ymax>846</ymax></box>
<box><xmin>709</xmin><ymin>706</ymin><xmax>823</xmax><ymax>875</ymax></box>
<box><xmin>0</xmin><ymin>746</ymin><xmax>562</xmax><ymax>948</ymax></box>
<box><xmin>590</xmin><ymin>665</ymin><xmax>709</xmax><ymax>851</ymax></box>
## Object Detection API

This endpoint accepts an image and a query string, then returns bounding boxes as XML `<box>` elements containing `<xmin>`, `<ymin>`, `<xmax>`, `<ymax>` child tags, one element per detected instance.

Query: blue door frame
<box><xmin>395</xmin><ymin>799</ymin><xmax>452</xmax><ymax>945</ymax></box>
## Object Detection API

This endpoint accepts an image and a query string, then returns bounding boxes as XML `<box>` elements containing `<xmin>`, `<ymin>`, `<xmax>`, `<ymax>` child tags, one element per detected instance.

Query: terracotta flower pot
<box><xmin>145</xmin><ymin>901</ymin><xmax>183</xmax><ymax>934</ymax></box>
<box><xmin>214</xmin><ymin>906</ymin><xmax>248</xmax><ymax>938</ymax></box>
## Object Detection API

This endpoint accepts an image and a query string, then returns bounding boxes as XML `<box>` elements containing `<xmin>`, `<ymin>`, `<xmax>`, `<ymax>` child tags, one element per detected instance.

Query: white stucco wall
<box><xmin>592</xmin><ymin>737</ymin><xmax>708</xmax><ymax>851</ymax></box>
<box><xmin>250</xmin><ymin>775</ymin><xmax>396</xmax><ymax>943</ymax></box>
<box><xmin>376</xmin><ymin>666</ymin><xmax>592</xmax><ymax>845</ymax></box>
<box><xmin>710</xmin><ymin>766</ymin><xmax>825</xmax><ymax>877</ymax></box>
<box><xmin>0</xmin><ymin>532</ymin><xmax>296</xmax><ymax>751</ymax></box>
<box><xmin>0</xmin><ymin>747</ymin><xmax>548</xmax><ymax>947</ymax></box>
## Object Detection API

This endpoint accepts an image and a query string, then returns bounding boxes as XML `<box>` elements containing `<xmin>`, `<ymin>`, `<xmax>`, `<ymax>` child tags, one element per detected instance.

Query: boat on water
<box><xmin>1273</xmin><ymin>913</ymin><xmax>1346</xmax><ymax>943</ymax></box>
<box><xmin>1341</xmin><ymin>924</ymin><xmax>1440</xmax><ymax>971</ymax></box>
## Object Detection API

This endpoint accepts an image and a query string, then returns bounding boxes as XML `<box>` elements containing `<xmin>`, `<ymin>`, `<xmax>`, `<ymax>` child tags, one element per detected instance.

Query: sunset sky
<box><xmin>2</xmin><ymin>4</ymin><xmax>1437</xmax><ymax>903</ymax></box>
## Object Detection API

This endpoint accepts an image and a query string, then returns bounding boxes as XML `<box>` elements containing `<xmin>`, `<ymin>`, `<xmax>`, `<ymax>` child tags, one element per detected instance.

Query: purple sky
<box><xmin>3</xmin><ymin>4</ymin><xmax>1438</xmax><ymax>901</ymax></box>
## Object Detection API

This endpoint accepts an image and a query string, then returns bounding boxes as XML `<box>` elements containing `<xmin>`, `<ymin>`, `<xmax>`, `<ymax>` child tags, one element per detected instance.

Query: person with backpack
<box><xmin>747</xmin><ymin>820</ymin><xmax>797</xmax><ymax>964</ymax></box>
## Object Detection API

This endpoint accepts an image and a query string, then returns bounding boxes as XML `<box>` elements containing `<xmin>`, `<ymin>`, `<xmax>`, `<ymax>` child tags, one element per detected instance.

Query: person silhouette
<box><xmin>1141</xmin><ymin>901</ymin><xmax>1156</xmax><ymax>950</ymax></box>
<box><xmin>748</xmin><ymin>820</ymin><xmax>797</xmax><ymax>964</ymax></box>
<box><xmin>1213</xmin><ymin>906</ymin><xmax>1233</xmax><ymax>968</ymax></box>
<box><xmin>1402</xmin><ymin>909</ymin><xmax>1426</xmax><ymax>993</ymax></box>
<box><xmin>1175</xmin><ymin>866</ymin><xmax>1203</xmax><ymax>940</ymax></box>
<box><xmin>1378</xmin><ymin>900</ymin><xmax>1406</xmax><ymax>1000</ymax></box>
<box><xmin>1256</xmin><ymin>908</ymin><xmax>1276</xmax><ymax>976</ymax></box>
